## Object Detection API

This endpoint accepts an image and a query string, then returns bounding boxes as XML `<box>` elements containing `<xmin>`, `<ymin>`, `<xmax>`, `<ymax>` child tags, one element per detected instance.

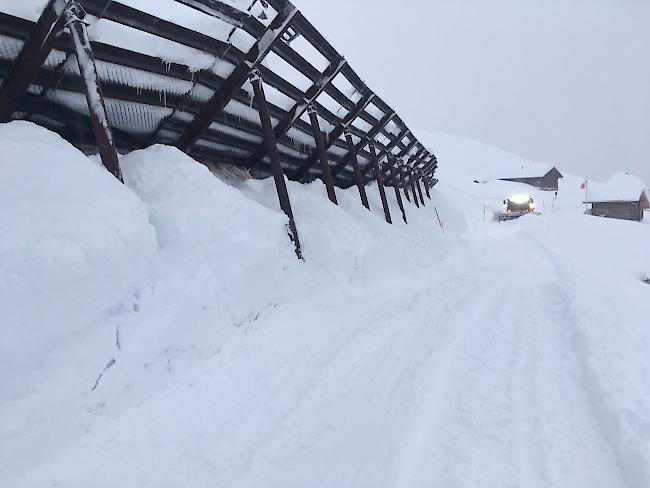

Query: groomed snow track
<box><xmin>0</xmin><ymin>0</ymin><xmax>438</xmax><ymax>196</ymax></box>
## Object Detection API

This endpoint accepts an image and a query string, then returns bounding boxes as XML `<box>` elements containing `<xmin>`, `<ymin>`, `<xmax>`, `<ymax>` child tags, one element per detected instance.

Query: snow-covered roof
<box><xmin>500</xmin><ymin>163</ymin><xmax>557</xmax><ymax>179</ymax></box>
<box><xmin>585</xmin><ymin>173</ymin><xmax>648</xmax><ymax>203</ymax></box>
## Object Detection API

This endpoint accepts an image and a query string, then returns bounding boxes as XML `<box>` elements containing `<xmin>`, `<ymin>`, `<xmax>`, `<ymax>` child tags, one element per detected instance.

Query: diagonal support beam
<box><xmin>250</xmin><ymin>70</ymin><xmax>302</xmax><ymax>259</ymax></box>
<box><xmin>423</xmin><ymin>174</ymin><xmax>432</xmax><ymax>200</ymax></box>
<box><xmin>244</xmin><ymin>56</ymin><xmax>346</xmax><ymax>170</ymax></box>
<box><xmin>369</xmin><ymin>142</ymin><xmax>392</xmax><ymax>224</ymax></box>
<box><xmin>362</xmin><ymin>128</ymin><xmax>410</xmax><ymax>179</ymax></box>
<box><xmin>292</xmin><ymin>91</ymin><xmax>376</xmax><ymax>181</ymax></box>
<box><xmin>400</xmin><ymin>164</ymin><xmax>410</xmax><ymax>203</ymax></box>
<box><xmin>307</xmin><ymin>105</ymin><xmax>337</xmax><ymax>205</ymax></box>
<box><xmin>382</xmin><ymin>136</ymin><xmax>417</xmax><ymax>185</ymax></box>
<box><xmin>387</xmin><ymin>156</ymin><xmax>407</xmax><ymax>224</ymax></box>
<box><xmin>66</xmin><ymin>2</ymin><xmax>122</xmax><ymax>181</ymax></box>
<box><xmin>345</xmin><ymin>129</ymin><xmax>370</xmax><ymax>210</ymax></box>
<box><xmin>331</xmin><ymin>111</ymin><xmax>395</xmax><ymax>179</ymax></box>
<box><xmin>176</xmin><ymin>3</ymin><xmax>297</xmax><ymax>151</ymax></box>
<box><xmin>0</xmin><ymin>0</ymin><xmax>68</xmax><ymax>122</ymax></box>
<box><xmin>416</xmin><ymin>175</ymin><xmax>426</xmax><ymax>207</ymax></box>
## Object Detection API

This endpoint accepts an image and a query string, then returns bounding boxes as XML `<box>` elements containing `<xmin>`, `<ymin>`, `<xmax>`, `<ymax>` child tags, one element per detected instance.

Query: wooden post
<box><xmin>400</xmin><ymin>164</ymin><xmax>411</xmax><ymax>203</ymax></box>
<box><xmin>292</xmin><ymin>92</ymin><xmax>376</xmax><ymax>181</ymax></box>
<box><xmin>344</xmin><ymin>129</ymin><xmax>370</xmax><ymax>210</ymax></box>
<box><xmin>423</xmin><ymin>177</ymin><xmax>432</xmax><ymax>200</ymax></box>
<box><xmin>0</xmin><ymin>0</ymin><xmax>68</xmax><ymax>122</ymax></box>
<box><xmin>416</xmin><ymin>176</ymin><xmax>426</xmax><ymax>207</ymax></box>
<box><xmin>307</xmin><ymin>105</ymin><xmax>338</xmax><ymax>205</ymax></box>
<box><xmin>244</xmin><ymin>56</ymin><xmax>346</xmax><ymax>170</ymax></box>
<box><xmin>66</xmin><ymin>2</ymin><xmax>122</xmax><ymax>182</ymax></box>
<box><xmin>387</xmin><ymin>156</ymin><xmax>407</xmax><ymax>224</ymax></box>
<box><xmin>249</xmin><ymin>69</ymin><xmax>302</xmax><ymax>259</ymax></box>
<box><xmin>369</xmin><ymin>142</ymin><xmax>392</xmax><ymax>224</ymax></box>
<box><xmin>410</xmin><ymin>170</ymin><xmax>420</xmax><ymax>208</ymax></box>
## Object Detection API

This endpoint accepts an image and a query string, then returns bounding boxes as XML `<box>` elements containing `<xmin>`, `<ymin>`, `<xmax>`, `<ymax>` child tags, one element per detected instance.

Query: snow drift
<box><xmin>1</xmin><ymin>122</ymin><xmax>649</xmax><ymax>488</ymax></box>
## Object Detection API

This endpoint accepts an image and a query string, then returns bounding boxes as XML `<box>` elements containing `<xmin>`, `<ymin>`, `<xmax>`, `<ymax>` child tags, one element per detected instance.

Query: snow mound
<box><xmin>0</xmin><ymin>121</ymin><xmax>156</xmax><ymax>398</ymax></box>
<box><xmin>120</xmin><ymin>144</ymin><xmax>293</xmax><ymax>273</ymax></box>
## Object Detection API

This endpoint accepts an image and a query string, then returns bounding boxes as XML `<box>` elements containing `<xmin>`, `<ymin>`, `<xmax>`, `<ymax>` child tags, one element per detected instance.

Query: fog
<box><xmin>295</xmin><ymin>0</ymin><xmax>650</xmax><ymax>184</ymax></box>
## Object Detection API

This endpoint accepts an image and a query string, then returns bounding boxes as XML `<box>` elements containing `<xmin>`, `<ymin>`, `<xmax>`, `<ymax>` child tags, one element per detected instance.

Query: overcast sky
<box><xmin>295</xmin><ymin>0</ymin><xmax>650</xmax><ymax>184</ymax></box>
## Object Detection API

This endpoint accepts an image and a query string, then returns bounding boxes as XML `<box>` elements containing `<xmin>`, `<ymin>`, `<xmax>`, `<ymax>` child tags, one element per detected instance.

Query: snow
<box><xmin>500</xmin><ymin>163</ymin><xmax>556</xmax><ymax>179</ymax></box>
<box><xmin>1</xmin><ymin>120</ymin><xmax>650</xmax><ymax>488</ymax></box>
<box><xmin>0</xmin><ymin>121</ymin><xmax>156</xmax><ymax>401</ymax></box>
<box><xmin>585</xmin><ymin>172</ymin><xmax>648</xmax><ymax>203</ymax></box>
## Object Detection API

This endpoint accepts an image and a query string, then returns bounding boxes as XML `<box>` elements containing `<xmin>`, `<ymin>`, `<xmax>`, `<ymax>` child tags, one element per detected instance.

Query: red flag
<box><xmin>580</xmin><ymin>180</ymin><xmax>588</xmax><ymax>190</ymax></box>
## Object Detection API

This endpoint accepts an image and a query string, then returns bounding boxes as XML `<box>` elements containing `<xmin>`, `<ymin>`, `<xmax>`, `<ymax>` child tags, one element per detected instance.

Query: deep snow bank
<box><xmin>121</xmin><ymin>144</ymin><xmax>293</xmax><ymax>272</ymax></box>
<box><xmin>0</xmin><ymin>122</ymin><xmax>155</xmax><ymax>399</ymax></box>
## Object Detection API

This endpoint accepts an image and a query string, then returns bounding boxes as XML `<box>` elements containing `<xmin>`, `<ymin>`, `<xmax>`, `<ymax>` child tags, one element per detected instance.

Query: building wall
<box><xmin>539</xmin><ymin>172</ymin><xmax>560</xmax><ymax>190</ymax></box>
<box><xmin>590</xmin><ymin>201</ymin><xmax>643</xmax><ymax>221</ymax></box>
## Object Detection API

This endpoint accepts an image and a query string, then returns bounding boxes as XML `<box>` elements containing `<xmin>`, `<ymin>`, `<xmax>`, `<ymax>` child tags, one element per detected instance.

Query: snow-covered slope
<box><xmin>1</xmin><ymin>122</ymin><xmax>649</xmax><ymax>488</ymax></box>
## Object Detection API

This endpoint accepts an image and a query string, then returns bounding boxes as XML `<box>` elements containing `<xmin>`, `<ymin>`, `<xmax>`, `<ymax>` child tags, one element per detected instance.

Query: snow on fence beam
<box><xmin>369</xmin><ymin>141</ymin><xmax>392</xmax><ymax>224</ymax></box>
<box><xmin>65</xmin><ymin>2</ymin><xmax>123</xmax><ymax>182</ymax></box>
<box><xmin>388</xmin><ymin>156</ymin><xmax>408</xmax><ymax>224</ymax></box>
<box><xmin>0</xmin><ymin>0</ymin><xmax>68</xmax><ymax>122</ymax></box>
<box><xmin>344</xmin><ymin>129</ymin><xmax>370</xmax><ymax>210</ymax></box>
<box><xmin>176</xmin><ymin>3</ymin><xmax>298</xmax><ymax>151</ymax></box>
<box><xmin>249</xmin><ymin>69</ymin><xmax>302</xmax><ymax>259</ymax></box>
<box><xmin>330</xmin><ymin>110</ymin><xmax>395</xmax><ymax>180</ymax></box>
<box><xmin>382</xmin><ymin>136</ymin><xmax>417</xmax><ymax>186</ymax></box>
<box><xmin>171</xmin><ymin>0</ymin><xmax>252</xmax><ymax>28</ymax></box>
<box><xmin>307</xmin><ymin>105</ymin><xmax>338</xmax><ymax>205</ymax></box>
<box><xmin>363</xmin><ymin>128</ymin><xmax>411</xmax><ymax>180</ymax></box>
<box><xmin>244</xmin><ymin>56</ymin><xmax>346</xmax><ymax>170</ymax></box>
<box><xmin>291</xmin><ymin>91</ymin><xmax>375</xmax><ymax>181</ymax></box>
<box><xmin>80</xmin><ymin>0</ymin><xmax>242</xmax><ymax>64</ymax></box>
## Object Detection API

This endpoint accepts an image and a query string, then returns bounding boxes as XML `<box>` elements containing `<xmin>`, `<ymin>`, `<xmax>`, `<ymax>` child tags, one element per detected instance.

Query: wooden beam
<box><xmin>307</xmin><ymin>105</ymin><xmax>338</xmax><ymax>205</ymax></box>
<box><xmin>399</xmin><ymin>163</ymin><xmax>410</xmax><ymax>202</ymax></box>
<box><xmin>244</xmin><ymin>56</ymin><xmax>346</xmax><ymax>170</ymax></box>
<box><xmin>250</xmin><ymin>69</ymin><xmax>302</xmax><ymax>259</ymax></box>
<box><xmin>0</xmin><ymin>0</ymin><xmax>67</xmax><ymax>122</ymax></box>
<box><xmin>387</xmin><ymin>156</ymin><xmax>407</xmax><ymax>224</ymax></box>
<box><xmin>176</xmin><ymin>2</ymin><xmax>297</xmax><ymax>151</ymax></box>
<box><xmin>362</xmin><ymin>128</ymin><xmax>411</xmax><ymax>179</ymax></box>
<box><xmin>331</xmin><ymin>111</ymin><xmax>395</xmax><ymax>179</ymax></box>
<box><xmin>407</xmin><ymin>164</ymin><xmax>420</xmax><ymax>208</ymax></box>
<box><xmin>66</xmin><ymin>2</ymin><xmax>122</xmax><ymax>181</ymax></box>
<box><xmin>416</xmin><ymin>175</ymin><xmax>426</xmax><ymax>207</ymax></box>
<box><xmin>292</xmin><ymin>91</ymin><xmax>376</xmax><ymax>181</ymax></box>
<box><xmin>382</xmin><ymin>135</ymin><xmax>417</xmax><ymax>185</ymax></box>
<box><xmin>369</xmin><ymin>142</ymin><xmax>392</xmax><ymax>224</ymax></box>
<box><xmin>345</xmin><ymin>129</ymin><xmax>370</xmax><ymax>209</ymax></box>
<box><xmin>423</xmin><ymin>174</ymin><xmax>432</xmax><ymax>200</ymax></box>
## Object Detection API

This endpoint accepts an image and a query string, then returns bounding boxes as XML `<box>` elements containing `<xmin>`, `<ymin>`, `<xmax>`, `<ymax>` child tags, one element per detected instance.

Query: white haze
<box><xmin>295</xmin><ymin>0</ymin><xmax>650</xmax><ymax>185</ymax></box>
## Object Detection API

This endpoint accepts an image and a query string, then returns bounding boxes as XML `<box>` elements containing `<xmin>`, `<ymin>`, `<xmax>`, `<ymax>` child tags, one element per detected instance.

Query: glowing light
<box><xmin>508</xmin><ymin>194</ymin><xmax>531</xmax><ymax>204</ymax></box>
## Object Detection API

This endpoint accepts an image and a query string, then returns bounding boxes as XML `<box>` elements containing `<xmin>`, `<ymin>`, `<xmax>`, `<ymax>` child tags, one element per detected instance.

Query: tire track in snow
<box><xmin>394</xmin><ymin>232</ymin><xmax>627</xmax><ymax>487</ymax></box>
<box><xmin>524</xmin><ymin>230</ymin><xmax>649</xmax><ymax>488</ymax></box>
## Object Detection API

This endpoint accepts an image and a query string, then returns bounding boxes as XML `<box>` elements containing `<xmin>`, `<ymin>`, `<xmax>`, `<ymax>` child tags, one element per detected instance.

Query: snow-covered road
<box><xmin>8</xmin><ymin>223</ymin><xmax>646</xmax><ymax>488</ymax></box>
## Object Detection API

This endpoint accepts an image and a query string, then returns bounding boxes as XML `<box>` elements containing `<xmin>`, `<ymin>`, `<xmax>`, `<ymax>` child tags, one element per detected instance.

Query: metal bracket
<box><xmin>248</xmin><ymin>68</ymin><xmax>262</xmax><ymax>83</ymax></box>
